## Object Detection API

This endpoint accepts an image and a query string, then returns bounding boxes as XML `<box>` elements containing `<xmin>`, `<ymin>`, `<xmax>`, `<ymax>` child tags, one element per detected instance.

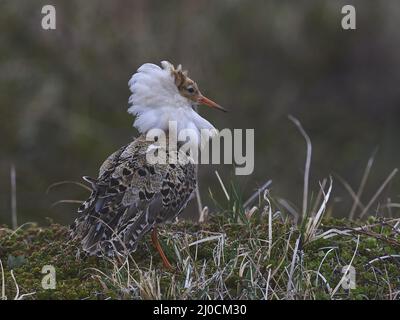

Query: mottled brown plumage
<box><xmin>70</xmin><ymin>135</ymin><xmax>196</xmax><ymax>257</ymax></box>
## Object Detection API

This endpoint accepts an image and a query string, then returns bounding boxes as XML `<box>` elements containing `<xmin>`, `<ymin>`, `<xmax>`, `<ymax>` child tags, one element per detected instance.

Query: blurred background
<box><xmin>1</xmin><ymin>0</ymin><xmax>400</xmax><ymax>226</ymax></box>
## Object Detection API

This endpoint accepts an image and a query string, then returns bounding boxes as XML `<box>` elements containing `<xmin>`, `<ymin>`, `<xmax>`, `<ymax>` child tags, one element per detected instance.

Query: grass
<box><xmin>1</xmin><ymin>192</ymin><xmax>400</xmax><ymax>300</ymax></box>
<box><xmin>1</xmin><ymin>117</ymin><xmax>399</xmax><ymax>300</ymax></box>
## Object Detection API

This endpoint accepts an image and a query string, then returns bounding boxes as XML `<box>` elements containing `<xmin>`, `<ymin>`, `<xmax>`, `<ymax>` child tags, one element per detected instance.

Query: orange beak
<box><xmin>198</xmin><ymin>95</ymin><xmax>227</xmax><ymax>112</ymax></box>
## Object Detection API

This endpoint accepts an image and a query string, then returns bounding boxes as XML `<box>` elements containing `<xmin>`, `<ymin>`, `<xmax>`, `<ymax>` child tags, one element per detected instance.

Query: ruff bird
<box><xmin>70</xmin><ymin>61</ymin><xmax>225</xmax><ymax>269</ymax></box>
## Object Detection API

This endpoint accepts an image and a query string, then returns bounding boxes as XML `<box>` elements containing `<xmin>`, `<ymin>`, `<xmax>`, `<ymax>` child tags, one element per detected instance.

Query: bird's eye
<box><xmin>187</xmin><ymin>86</ymin><xmax>195</xmax><ymax>94</ymax></box>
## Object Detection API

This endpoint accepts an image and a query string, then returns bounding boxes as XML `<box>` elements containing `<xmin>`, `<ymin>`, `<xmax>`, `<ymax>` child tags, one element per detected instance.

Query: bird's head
<box><xmin>168</xmin><ymin>62</ymin><xmax>226</xmax><ymax>113</ymax></box>
<box><xmin>128</xmin><ymin>61</ymin><xmax>225</xmax><ymax>145</ymax></box>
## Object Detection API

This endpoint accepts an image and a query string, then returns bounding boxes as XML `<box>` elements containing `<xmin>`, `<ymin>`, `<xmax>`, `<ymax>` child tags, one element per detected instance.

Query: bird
<box><xmin>70</xmin><ymin>61</ymin><xmax>226</xmax><ymax>269</ymax></box>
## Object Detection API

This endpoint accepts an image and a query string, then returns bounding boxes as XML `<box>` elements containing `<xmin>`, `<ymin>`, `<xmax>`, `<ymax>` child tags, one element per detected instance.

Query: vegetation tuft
<box><xmin>1</xmin><ymin>200</ymin><xmax>400</xmax><ymax>300</ymax></box>
<box><xmin>1</xmin><ymin>116</ymin><xmax>400</xmax><ymax>300</ymax></box>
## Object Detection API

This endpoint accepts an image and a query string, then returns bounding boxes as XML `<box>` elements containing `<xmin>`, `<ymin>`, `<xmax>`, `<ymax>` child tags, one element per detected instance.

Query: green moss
<box><xmin>1</xmin><ymin>214</ymin><xmax>399</xmax><ymax>300</ymax></box>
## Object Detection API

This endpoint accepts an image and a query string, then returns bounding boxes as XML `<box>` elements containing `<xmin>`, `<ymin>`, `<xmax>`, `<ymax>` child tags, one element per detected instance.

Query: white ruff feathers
<box><xmin>128</xmin><ymin>61</ymin><xmax>217</xmax><ymax>147</ymax></box>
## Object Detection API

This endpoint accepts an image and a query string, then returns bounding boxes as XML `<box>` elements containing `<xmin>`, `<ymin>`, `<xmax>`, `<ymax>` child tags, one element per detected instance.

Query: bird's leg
<box><xmin>151</xmin><ymin>227</ymin><xmax>173</xmax><ymax>271</ymax></box>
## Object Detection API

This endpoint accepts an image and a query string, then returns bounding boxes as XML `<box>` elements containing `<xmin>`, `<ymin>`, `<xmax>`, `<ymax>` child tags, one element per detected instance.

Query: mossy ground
<box><xmin>0</xmin><ymin>214</ymin><xmax>399</xmax><ymax>300</ymax></box>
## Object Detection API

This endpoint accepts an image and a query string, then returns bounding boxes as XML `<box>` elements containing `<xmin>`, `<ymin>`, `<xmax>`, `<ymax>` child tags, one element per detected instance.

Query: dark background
<box><xmin>1</xmin><ymin>0</ymin><xmax>399</xmax><ymax>225</ymax></box>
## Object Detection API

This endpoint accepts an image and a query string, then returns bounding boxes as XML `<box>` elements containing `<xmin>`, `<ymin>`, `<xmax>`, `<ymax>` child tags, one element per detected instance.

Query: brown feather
<box><xmin>70</xmin><ymin>134</ymin><xmax>196</xmax><ymax>257</ymax></box>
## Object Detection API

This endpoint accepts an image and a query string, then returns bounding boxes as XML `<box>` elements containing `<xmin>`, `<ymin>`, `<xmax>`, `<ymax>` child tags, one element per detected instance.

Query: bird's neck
<box><xmin>132</xmin><ymin>106</ymin><xmax>217</xmax><ymax>150</ymax></box>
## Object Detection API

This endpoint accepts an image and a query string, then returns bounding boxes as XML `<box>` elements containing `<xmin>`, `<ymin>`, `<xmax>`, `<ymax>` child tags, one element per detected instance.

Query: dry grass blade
<box><xmin>310</xmin><ymin>178</ymin><xmax>327</xmax><ymax>218</ymax></box>
<box><xmin>1</xmin><ymin>222</ymin><xmax>37</xmax><ymax>240</ymax></box>
<box><xmin>288</xmin><ymin>115</ymin><xmax>312</xmax><ymax>219</ymax></box>
<box><xmin>0</xmin><ymin>259</ymin><xmax>5</xmax><ymax>300</ymax></box>
<box><xmin>194</xmin><ymin>165</ymin><xmax>204</xmax><ymax>221</ymax></box>
<box><xmin>315</xmin><ymin>247</ymin><xmax>336</xmax><ymax>287</ymax></box>
<box><xmin>198</xmin><ymin>206</ymin><xmax>209</xmax><ymax>223</ymax></box>
<box><xmin>215</xmin><ymin>170</ymin><xmax>230</xmax><ymax>201</ymax></box>
<box><xmin>185</xmin><ymin>234</ymin><xmax>225</xmax><ymax>248</ymax></box>
<box><xmin>244</xmin><ymin>180</ymin><xmax>272</xmax><ymax>209</ymax></box>
<box><xmin>368</xmin><ymin>255</ymin><xmax>400</xmax><ymax>264</ymax></box>
<box><xmin>286</xmin><ymin>236</ymin><xmax>301</xmax><ymax>299</ymax></box>
<box><xmin>195</xmin><ymin>184</ymin><xmax>203</xmax><ymax>220</ymax></box>
<box><xmin>305</xmin><ymin>177</ymin><xmax>333</xmax><ymax>243</ymax></box>
<box><xmin>10</xmin><ymin>270</ymin><xmax>19</xmax><ymax>300</ymax></box>
<box><xmin>263</xmin><ymin>190</ymin><xmax>273</xmax><ymax>258</ymax></box>
<box><xmin>277</xmin><ymin>198</ymin><xmax>299</xmax><ymax>223</ymax></box>
<box><xmin>335</xmin><ymin>174</ymin><xmax>365</xmax><ymax>215</ymax></box>
<box><xmin>10</xmin><ymin>164</ymin><xmax>17</xmax><ymax>230</ymax></box>
<box><xmin>317</xmin><ymin>228</ymin><xmax>352</xmax><ymax>240</ymax></box>
<box><xmin>330</xmin><ymin>235</ymin><xmax>360</xmax><ymax>297</ymax></box>
<box><xmin>51</xmin><ymin>199</ymin><xmax>83</xmax><ymax>208</ymax></box>
<box><xmin>385</xmin><ymin>203</ymin><xmax>400</xmax><ymax>209</ymax></box>
<box><xmin>349</xmin><ymin>154</ymin><xmax>375</xmax><ymax>220</ymax></box>
<box><xmin>46</xmin><ymin>180</ymin><xmax>92</xmax><ymax>193</ymax></box>
<box><xmin>359</xmin><ymin>168</ymin><xmax>398</xmax><ymax>219</ymax></box>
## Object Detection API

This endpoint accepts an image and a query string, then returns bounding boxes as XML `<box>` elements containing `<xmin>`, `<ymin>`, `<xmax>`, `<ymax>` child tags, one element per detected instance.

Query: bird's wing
<box><xmin>71</xmin><ymin>135</ymin><xmax>196</xmax><ymax>256</ymax></box>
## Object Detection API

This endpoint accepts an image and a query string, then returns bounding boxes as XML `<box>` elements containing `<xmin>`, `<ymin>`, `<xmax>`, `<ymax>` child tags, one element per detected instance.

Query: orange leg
<box><xmin>151</xmin><ymin>227</ymin><xmax>173</xmax><ymax>271</ymax></box>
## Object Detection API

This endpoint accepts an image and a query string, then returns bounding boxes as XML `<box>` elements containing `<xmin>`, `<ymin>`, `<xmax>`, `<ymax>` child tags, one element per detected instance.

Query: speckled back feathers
<box><xmin>70</xmin><ymin>135</ymin><xmax>196</xmax><ymax>257</ymax></box>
